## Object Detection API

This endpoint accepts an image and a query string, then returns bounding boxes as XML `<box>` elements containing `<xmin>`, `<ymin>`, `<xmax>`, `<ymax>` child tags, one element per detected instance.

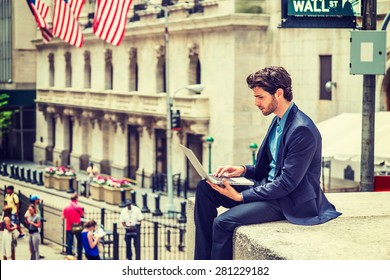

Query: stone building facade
<box><xmin>32</xmin><ymin>0</ymin><xmax>390</xmax><ymax>189</ymax></box>
<box><xmin>0</xmin><ymin>0</ymin><xmax>38</xmax><ymax>161</ymax></box>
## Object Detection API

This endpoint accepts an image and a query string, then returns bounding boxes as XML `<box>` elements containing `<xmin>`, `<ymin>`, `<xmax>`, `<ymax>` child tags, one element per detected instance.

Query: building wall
<box><xmin>31</xmin><ymin>0</ymin><xmax>390</xmax><ymax>187</ymax></box>
<box><xmin>0</xmin><ymin>0</ymin><xmax>37</xmax><ymax>90</ymax></box>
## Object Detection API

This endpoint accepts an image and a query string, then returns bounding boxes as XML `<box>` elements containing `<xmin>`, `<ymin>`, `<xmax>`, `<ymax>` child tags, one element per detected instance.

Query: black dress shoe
<box><xmin>40</xmin><ymin>255</ymin><xmax>45</xmax><ymax>259</ymax></box>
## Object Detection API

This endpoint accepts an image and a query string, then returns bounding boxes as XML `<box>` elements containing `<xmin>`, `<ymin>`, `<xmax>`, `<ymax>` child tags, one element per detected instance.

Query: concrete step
<box><xmin>187</xmin><ymin>192</ymin><xmax>390</xmax><ymax>260</ymax></box>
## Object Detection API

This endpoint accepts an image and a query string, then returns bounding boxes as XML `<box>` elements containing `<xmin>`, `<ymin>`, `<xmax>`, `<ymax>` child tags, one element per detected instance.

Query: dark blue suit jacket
<box><xmin>241</xmin><ymin>104</ymin><xmax>342</xmax><ymax>225</ymax></box>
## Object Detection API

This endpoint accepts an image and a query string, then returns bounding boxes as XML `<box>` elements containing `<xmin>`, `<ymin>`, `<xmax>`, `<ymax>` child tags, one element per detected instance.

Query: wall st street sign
<box><xmin>281</xmin><ymin>0</ymin><xmax>360</xmax><ymax>28</ymax></box>
<box><xmin>288</xmin><ymin>0</ymin><xmax>361</xmax><ymax>17</ymax></box>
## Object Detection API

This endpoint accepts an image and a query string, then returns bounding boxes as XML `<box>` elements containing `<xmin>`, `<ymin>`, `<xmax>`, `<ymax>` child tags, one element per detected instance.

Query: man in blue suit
<box><xmin>194</xmin><ymin>66</ymin><xmax>342</xmax><ymax>260</ymax></box>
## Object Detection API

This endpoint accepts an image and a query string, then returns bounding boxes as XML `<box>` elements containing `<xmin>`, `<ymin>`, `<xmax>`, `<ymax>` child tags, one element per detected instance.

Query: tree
<box><xmin>0</xmin><ymin>93</ymin><xmax>14</xmax><ymax>143</ymax></box>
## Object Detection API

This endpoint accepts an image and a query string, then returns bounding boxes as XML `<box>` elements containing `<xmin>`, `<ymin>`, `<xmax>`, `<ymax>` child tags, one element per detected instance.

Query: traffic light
<box><xmin>171</xmin><ymin>109</ymin><xmax>181</xmax><ymax>131</ymax></box>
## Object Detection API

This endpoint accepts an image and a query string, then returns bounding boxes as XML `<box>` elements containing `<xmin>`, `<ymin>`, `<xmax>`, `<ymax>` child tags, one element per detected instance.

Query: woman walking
<box><xmin>26</xmin><ymin>204</ymin><xmax>41</xmax><ymax>260</ymax></box>
<box><xmin>81</xmin><ymin>220</ymin><xmax>101</xmax><ymax>260</ymax></box>
<box><xmin>2</xmin><ymin>208</ymin><xmax>17</xmax><ymax>260</ymax></box>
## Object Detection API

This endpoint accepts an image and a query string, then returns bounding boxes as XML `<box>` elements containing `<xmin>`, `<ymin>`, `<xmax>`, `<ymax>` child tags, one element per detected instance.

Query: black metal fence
<box><xmin>1</xmin><ymin>162</ymin><xmax>189</xmax><ymax>260</ymax></box>
<box><xmin>1</xmin><ymin>186</ymin><xmax>188</xmax><ymax>260</ymax></box>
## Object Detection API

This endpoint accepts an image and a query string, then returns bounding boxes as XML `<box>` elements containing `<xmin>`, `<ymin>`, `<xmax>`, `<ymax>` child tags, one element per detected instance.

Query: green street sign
<box><xmin>288</xmin><ymin>0</ymin><xmax>361</xmax><ymax>17</ymax></box>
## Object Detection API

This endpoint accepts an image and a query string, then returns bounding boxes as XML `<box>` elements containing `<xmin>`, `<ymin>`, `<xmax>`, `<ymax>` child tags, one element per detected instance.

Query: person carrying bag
<box><xmin>62</xmin><ymin>193</ymin><xmax>84</xmax><ymax>259</ymax></box>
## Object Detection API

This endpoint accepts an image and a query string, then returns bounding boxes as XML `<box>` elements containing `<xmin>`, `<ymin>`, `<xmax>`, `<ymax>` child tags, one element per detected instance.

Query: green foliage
<box><xmin>235</xmin><ymin>0</ymin><xmax>263</xmax><ymax>14</ymax></box>
<box><xmin>0</xmin><ymin>93</ymin><xmax>13</xmax><ymax>132</ymax></box>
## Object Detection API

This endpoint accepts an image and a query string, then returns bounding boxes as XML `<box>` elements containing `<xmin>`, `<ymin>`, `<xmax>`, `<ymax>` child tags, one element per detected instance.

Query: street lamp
<box><xmin>249</xmin><ymin>143</ymin><xmax>258</xmax><ymax>165</ymax></box>
<box><xmin>205</xmin><ymin>136</ymin><xmax>214</xmax><ymax>173</ymax></box>
<box><xmin>143</xmin><ymin>0</ymin><xmax>206</xmax><ymax>213</ymax></box>
<box><xmin>166</xmin><ymin>84</ymin><xmax>205</xmax><ymax>214</ymax></box>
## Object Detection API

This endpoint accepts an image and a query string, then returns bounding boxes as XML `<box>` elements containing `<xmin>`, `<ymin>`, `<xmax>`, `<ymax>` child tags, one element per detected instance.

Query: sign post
<box><xmin>359</xmin><ymin>0</ymin><xmax>377</xmax><ymax>192</ymax></box>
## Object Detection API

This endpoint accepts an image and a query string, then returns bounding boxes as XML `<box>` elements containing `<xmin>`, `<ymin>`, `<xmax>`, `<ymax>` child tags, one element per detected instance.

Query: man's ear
<box><xmin>275</xmin><ymin>88</ymin><xmax>284</xmax><ymax>99</ymax></box>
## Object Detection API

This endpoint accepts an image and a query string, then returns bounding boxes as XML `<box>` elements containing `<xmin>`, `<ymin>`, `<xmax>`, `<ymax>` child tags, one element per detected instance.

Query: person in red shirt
<box><xmin>62</xmin><ymin>193</ymin><xmax>84</xmax><ymax>260</ymax></box>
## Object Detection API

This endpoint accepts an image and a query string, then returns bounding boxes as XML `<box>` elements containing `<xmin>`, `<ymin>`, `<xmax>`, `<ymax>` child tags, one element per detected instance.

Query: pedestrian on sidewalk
<box><xmin>62</xmin><ymin>193</ymin><xmax>84</xmax><ymax>260</ymax></box>
<box><xmin>3</xmin><ymin>185</ymin><xmax>24</xmax><ymax>238</ymax></box>
<box><xmin>1</xmin><ymin>208</ymin><xmax>17</xmax><ymax>260</ymax></box>
<box><xmin>24</xmin><ymin>195</ymin><xmax>41</xmax><ymax>219</ymax></box>
<box><xmin>119</xmin><ymin>199</ymin><xmax>143</xmax><ymax>260</ymax></box>
<box><xmin>26</xmin><ymin>204</ymin><xmax>41</xmax><ymax>260</ymax></box>
<box><xmin>81</xmin><ymin>220</ymin><xmax>102</xmax><ymax>260</ymax></box>
<box><xmin>24</xmin><ymin>195</ymin><xmax>44</xmax><ymax>259</ymax></box>
<box><xmin>86</xmin><ymin>162</ymin><xmax>99</xmax><ymax>185</ymax></box>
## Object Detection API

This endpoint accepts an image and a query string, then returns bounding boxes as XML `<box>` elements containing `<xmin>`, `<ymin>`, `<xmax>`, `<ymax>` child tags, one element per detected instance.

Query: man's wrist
<box><xmin>240</xmin><ymin>165</ymin><xmax>247</xmax><ymax>176</ymax></box>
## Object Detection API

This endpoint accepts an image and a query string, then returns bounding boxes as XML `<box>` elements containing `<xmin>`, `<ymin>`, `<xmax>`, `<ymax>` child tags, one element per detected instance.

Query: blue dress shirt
<box><xmin>268</xmin><ymin>102</ymin><xmax>294</xmax><ymax>181</ymax></box>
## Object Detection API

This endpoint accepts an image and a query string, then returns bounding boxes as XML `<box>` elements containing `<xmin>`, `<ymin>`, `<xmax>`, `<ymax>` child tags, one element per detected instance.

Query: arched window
<box><xmin>48</xmin><ymin>53</ymin><xmax>55</xmax><ymax>87</ymax></box>
<box><xmin>84</xmin><ymin>51</ymin><xmax>91</xmax><ymax>89</ymax></box>
<box><xmin>188</xmin><ymin>43</ymin><xmax>201</xmax><ymax>85</ymax></box>
<box><xmin>129</xmin><ymin>47</ymin><xmax>138</xmax><ymax>91</ymax></box>
<box><xmin>65</xmin><ymin>52</ymin><xmax>72</xmax><ymax>88</ymax></box>
<box><xmin>156</xmin><ymin>45</ymin><xmax>166</xmax><ymax>93</ymax></box>
<box><xmin>105</xmin><ymin>49</ymin><xmax>113</xmax><ymax>90</ymax></box>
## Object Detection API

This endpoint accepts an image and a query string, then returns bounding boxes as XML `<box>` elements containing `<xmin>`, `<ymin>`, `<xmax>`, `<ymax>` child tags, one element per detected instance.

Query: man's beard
<box><xmin>260</xmin><ymin>96</ymin><xmax>278</xmax><ymax>116</ymax></box>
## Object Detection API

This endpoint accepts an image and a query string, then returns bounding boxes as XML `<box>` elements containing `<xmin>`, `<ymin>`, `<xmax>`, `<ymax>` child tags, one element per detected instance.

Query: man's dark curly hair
<box><xmin>246</xmin><ymin>66</ymin><xmax>293</xmax><ymax>101</ymax></box>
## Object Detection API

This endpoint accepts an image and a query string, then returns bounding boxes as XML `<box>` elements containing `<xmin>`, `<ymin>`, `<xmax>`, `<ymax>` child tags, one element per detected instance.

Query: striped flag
<box><xmin>69</xmin><ymin>0</ymin><xmax>85</xmax><ymax>19</ymax></box>
<box><xmin>52</xmin><ymin>0</ymin><xmax>85</xmax><ymax>48</ymax></box>
<box><xmin>26</xmin><ymin>0</ymin><xmax>53</xmax><ymax>43</ymax></box>
<box><xmin>93</xmin><ymin>0</ymin><xmax>133</xmax><ymax>46</ymax></box>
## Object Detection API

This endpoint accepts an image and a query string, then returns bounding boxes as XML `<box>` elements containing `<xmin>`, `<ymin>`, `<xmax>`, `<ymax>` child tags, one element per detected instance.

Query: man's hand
<box><xmin>206</xmin><ymin>179</ymin><xmax>243</xmax><ymax>202</ymax></box>
<box><xmin>214</xmin><ymin>165</ymin><xmax>245</xmax><ymax>178</ymax></box>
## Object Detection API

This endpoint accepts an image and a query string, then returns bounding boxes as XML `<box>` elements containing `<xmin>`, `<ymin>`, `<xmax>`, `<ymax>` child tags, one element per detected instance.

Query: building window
<box><xmin>188</xmin><ymin>43</ymin><xmax>201</xmax><ymax>85</ymax></box>
<box><xmin>156</xmin><ymin>45</ymin><xmax>166</xmax><ymax>93</ymax></box>
<box><xmin>105</xmin><ymin>49</ymin><xmax>113</xmax><ymax>90</ymax></box>
<box><xmin>48</xmin><ymin>53</ymin><xmax>55</xmax><ymax>87</ymax></box>
<box><xmin>0</xmin><ymin>0</ymin><xmax>12</xmax><ymax>84</ymax></box>
<box><xmin>84</xmin><ymin>51</ymin><xmax>91</xmax><ymax>89</ymax></box>
<box><xmin>189</xmin><ymin>58</ymin><xmax>201</xmax><ymax>85</ymax></box>
<box><xmin>319</xmin><ymin>55</ymin><xmax>332</xmax><ymax>100</ymax></box>
<box><xmin>129</xmin><ymin>47</ymin><xmax>138</xmax><ymax>91</ymax></box>
<box><xmin>65</xmin><ymin>52</ymin><xmax>72</xmax><ymax>88</ymax></box>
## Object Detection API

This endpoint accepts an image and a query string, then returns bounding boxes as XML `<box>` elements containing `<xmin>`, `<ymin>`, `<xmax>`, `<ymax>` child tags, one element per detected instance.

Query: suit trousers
<box><xmin>194</xmin><ymin>180</ymin><xmax>286</xmax><ymax>260</ymax></box>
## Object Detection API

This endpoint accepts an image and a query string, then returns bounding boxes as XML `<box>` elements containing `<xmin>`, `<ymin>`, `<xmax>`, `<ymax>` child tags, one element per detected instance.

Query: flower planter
<box><xmin>44</xmin><ymin>173</ymin><xmax>54</xmax><ymax>188</ymax></box>
<box><xmin>53</xmin><ymin>175</ymin><xmax>70</xmax><ymax>192</ymax></box>
<box><xmin>103</xmin><ymin>186</ymin><xmax>132</xmax><ymax>205</ymax></box>
<box><xmin>90</xmin><ymin>182</ymin><xmax>105</xmax><ymax>201</ymax></box>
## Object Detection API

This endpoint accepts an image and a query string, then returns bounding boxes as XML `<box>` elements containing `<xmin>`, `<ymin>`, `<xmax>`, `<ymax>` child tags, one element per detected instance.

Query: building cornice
<box><xmin>32</xmin><ymin>13</ymin><xmax>270</xmax><ymax>48</ymax></box>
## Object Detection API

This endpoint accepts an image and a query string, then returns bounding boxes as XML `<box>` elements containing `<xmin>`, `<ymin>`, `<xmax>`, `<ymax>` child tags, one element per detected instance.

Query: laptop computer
<box><xmin>179</xmin><ymin>144</ymin><xmax>254</xmax><ymax>186</ymax></box>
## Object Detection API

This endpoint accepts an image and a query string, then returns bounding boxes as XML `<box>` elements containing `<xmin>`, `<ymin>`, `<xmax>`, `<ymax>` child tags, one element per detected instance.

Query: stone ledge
<box><xmin>187</xmin><ymin>192</ymin><xmax>390</xmax><ymax>260</ymax></box>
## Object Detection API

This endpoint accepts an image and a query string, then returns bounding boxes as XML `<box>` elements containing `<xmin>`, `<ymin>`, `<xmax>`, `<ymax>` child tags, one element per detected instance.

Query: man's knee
<box><xmin>213</xmin><ymin>213</ymin><xmax>238</xmax><ymax>233</ymax></box>
<box><xmin>195</xmin><ymin>180</ymin><xmax>211</xmax><ymax>198</ymax></box>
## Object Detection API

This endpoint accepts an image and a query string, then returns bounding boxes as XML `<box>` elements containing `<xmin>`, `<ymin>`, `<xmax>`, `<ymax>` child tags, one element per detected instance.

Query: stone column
<box><xmin>79</xmin><ymin>116</ymin><xmax>90</xmax><ymax>170</ymax></box>
<box><xmin>52</xmin><ymin>108</ymin><xmax>70</xmax><ymax>167</ymax></box>
<box><xmin>135</xmin><ymin>117</ymin><xmax>155</xmax><ymax>189</ymax></box>
<box><xmin>100</xmin><ymin>117</ymin><xmax>112</xmax><ymax>175</ymax></box>
<box><xmin>69</xmin><ymin>114</ymin><xmax>83</xmax><ymax>170</ymax></box>
<box><xmin>89</xmin><ymin>114</ymin><xmax>104</xmax><ymax>174</ymax></box>
<box><xmin>111</xmin><ymin>120</ymin><xmax>128</xmax><ymax>179</ymax></box>
<box><xmin>33</xmin><ymin>106</ymin><xmax>48</xmax><ymax>164</ymax></box>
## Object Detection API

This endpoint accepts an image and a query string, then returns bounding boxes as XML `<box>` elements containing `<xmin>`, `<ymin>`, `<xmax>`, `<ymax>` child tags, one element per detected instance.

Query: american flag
<box><xmin>69</xmin><ymin>0</ymin><xmax>85</xmax><ymax>19</ymax></box>
<box><xmin>26</xmin><ymin>0</ymin><xmax>53</xmax><ymax>43</ymax></box>
<box><xmin>93</xmin><ymin>0</ymin><xmax>133</xmax><ymax>46</ymax></box>
<box><xmin>52</xmin><ymin>0</ymin><xmax>85</xmax><ymax>48</ymax></box>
